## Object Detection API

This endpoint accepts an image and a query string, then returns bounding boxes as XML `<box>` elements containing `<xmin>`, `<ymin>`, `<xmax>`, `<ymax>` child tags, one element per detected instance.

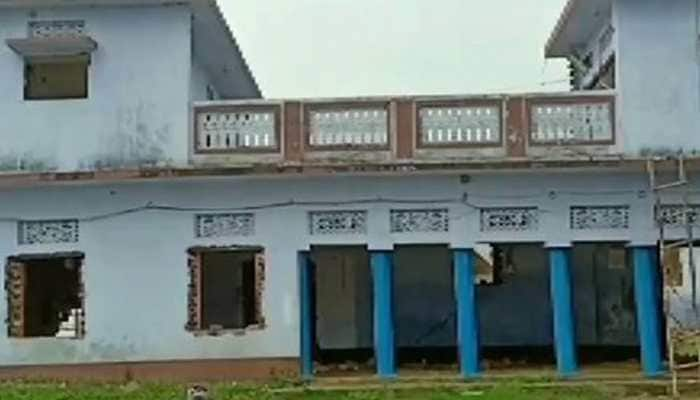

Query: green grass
<box><xmin>0</xmin><ymin>382</ymin><xmax>616</xmax><ymax>400</ymax></box>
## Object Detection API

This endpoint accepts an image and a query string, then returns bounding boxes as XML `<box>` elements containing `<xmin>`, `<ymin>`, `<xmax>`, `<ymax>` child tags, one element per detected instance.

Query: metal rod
<box><xmin>667</xmin><ymin>288</ymin><xmax>677</xmax><ymax>397</ymax></box>
<box><xmin>682</xmin><ymin>167</ymin><xmax>697</xmax><ymax>310</ymax></box>
<box><xmin>675</xmin><ymin>361</ymin><xmax>700</xmax><ymax>370</ymax></box>
<box><xmin>665</xmin><ymin>240</ymin><xmax>693</xmax><ymax>251</ymax></box>
<box><xmin>650</xmin><ymin>159</ymin><xmax>676</xmax><ymax>397</ymax></box>
<box><xmin>656</xmin><ymin>181</ymin><xmax>689</xmax><ymax>191</ymax></box>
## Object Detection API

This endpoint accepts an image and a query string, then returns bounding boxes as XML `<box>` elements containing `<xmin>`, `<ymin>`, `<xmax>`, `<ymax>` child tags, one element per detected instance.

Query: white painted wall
<box><xmin>0</xmin><ymin>5</ymin><xmax>192</xmax><ymax>172</ymax></box>
<box><xmin>0</xmin><ymin>171</ymin><xmax>685</xmax><ymax>365</ymax></box>
<box><xmin>616</xmin><ymin>0</ymin><xmax>700</xmax><ymax>155</ymax></box>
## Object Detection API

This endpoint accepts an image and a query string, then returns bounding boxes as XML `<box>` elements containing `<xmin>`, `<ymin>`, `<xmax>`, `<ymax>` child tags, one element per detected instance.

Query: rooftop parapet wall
<box><xmin>4</xmin><ymin>88</ymin><xmax>700</xmax><ymax>185</ymax></box>
<box><xmin>191</xmin><ymin>90</ymin><xmax>620</xmax><ymax>167</ymax></box>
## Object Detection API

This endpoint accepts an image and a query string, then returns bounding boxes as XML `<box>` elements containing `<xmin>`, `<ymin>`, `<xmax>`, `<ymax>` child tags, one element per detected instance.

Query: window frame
<box><xmin>23</xmin><ymin>57</ymin><xmax>90</xmax><ymax>101</ymax></box>
<box><xmin>5</xmin><ymin>252</ymin><xmax>86</xmax><ymax>340</ymax></box>
<box><xmin>186</xmin><ymin>246</ymin><xmax>266</xmax><ymax>336</ymax></box>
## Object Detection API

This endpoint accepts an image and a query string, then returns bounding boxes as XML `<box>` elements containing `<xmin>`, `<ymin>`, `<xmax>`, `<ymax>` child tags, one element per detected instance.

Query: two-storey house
<box><xmin>0</xmin><ymin>0</ymin><xmax>696</xmax><ymax>382</ymax></box>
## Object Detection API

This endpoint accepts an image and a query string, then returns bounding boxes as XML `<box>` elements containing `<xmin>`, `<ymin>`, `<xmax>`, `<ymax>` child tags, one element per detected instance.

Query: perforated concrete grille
<box><xmin>530</xmin><ymin>102</ymin><xmax>613</xmax><ymax>143</ymax></box>
<box><xmin>570</xmin><ymin>206</ymin><xmax>630</xmax><ymax>230</ymax></box>
<box><xmin>390</xmin><ymin>209</ymin><xmax>449</xmax><ymax>233</ymax></box>
<box><xmin>419</xmin><ymin>106</ymin><xmax>500</xmax><ymax>145</ymax></box>
<box><xmin>309</xmin><ymin>210</ymin><xmax>368</xmax><ymax>235</ymax></box>
<box><xmin>480</xmin><ymin>207</ymin><xmax>539</xmax><ymax>232</ymax></box>
<box><xmin>197</xmin><ymin>110</ymin><xmax>277</xmax><ymax>151</ymax></box>
<box><xmin>308</xmin><ymin>108</ymin><xmax>388</xmax><ymax>146</ymax></box>
<box><xmin>29</xmin><ymin>20</ymin><xmax>86</xmax><ymax>38</ymax></box>
<box><xmin>18</xmin><ymin>220</ymin><xmax>79</xmax><ymax>245</ymax></box>
<box><xmin>195</xmin><ymin>214</ymin><xmax>255</xmax><ymax>238</ymax></box>
<box><xmin>657</xmin><ymin>205</ymin><xmax>700</xmax><ymax>228</ymax></box>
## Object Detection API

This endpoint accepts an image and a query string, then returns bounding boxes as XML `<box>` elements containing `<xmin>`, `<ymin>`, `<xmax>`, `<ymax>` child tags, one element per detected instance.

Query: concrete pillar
<box><xmin>298</xmin><ymin>251</ymin><xmax>314</xmax><ymax>380</ymax></box>
<box><xmin>632</xmin><ymin>246</ymin><xmax>665</xmax><ymax>377</ymax></box>
<box><xmin>370</xmin><ymin>251</ymin><xmax>397</xmax><ymax>379</ymax></box>
<box><xmin>453</xmin><ymin>249</ymin><xmax>481</xmax><ymax>378</ymax></box>
<box><xmin>549</xmin><ymin>247</ymin><xmax>578</xmax><ymax>377</ymax></box>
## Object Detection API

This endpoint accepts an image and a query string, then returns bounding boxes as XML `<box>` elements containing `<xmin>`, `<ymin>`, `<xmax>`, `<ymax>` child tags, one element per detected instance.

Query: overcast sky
<box><xmin>221</xmin><ymin>0</ymin><xmax>570</xmax><ymax>98</ymax></box>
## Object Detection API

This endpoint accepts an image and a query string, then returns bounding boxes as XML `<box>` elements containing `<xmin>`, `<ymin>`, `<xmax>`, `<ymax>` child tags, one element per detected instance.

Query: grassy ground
<box><xmin>0</xmin><ymin>382</ymin><xmax>667</xmax><ymax>400</ymax></box>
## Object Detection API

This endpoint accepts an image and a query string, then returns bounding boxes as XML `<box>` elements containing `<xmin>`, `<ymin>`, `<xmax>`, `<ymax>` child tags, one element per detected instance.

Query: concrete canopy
<box><xmin>545</xmin><ymin>0</ymin><xmax>613</xmax><ymax>58</ymax></box>
<box><xmin>6</xmin><ymin>36</ymin><xmax>97</xmax><ymax>60</ymax></box>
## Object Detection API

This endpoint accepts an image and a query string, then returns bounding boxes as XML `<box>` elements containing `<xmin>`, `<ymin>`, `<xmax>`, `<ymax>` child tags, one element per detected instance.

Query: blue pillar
<box><xmin>298</xmin><ymin>251</ymin><xmax>314</xmax><ymax>380</ymax></box>
<box><xmin>453</xmin><ymin>249</ymin><xmax>481</xmax><ymax>378</ymax></box>
<box><xmin>370</xmin><ymin>251</ymin><xmax>397</xmax><ymax>379</ymax></box>
<box><xmin>549</xmin><ymin>247</ymin><xmax>578</xmax><ymax>377</ymax></box>
<box><xmin>632</xmin><ymin>246</ymin><xmax>665</xmax><ymax>377</ymax></box>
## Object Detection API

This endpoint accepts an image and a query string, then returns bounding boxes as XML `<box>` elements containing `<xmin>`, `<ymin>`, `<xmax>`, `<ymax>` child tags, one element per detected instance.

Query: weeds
<box><xmin>0</xmin><ymin>382</ymin><xmax>613</xmax><ymax>400</ymax></box>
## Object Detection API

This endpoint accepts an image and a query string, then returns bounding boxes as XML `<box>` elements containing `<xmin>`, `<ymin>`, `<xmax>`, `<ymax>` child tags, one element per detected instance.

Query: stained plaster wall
<box><xmin>313</xmin><ymin>246</ymin><xmax>373</xmax><ymax>350</ymax></box>
<box><xmin>0</xmin><ymin>171</ymin><xmax>682</xmax><ymax>365</ymax></box>
<box><xmin>394</xmin><ymin>245</ymin><xmax>456</xmax><ymax>349</ymax></box>
<box><xmin>615</xmin><ymin>0</ymin><xmax>700</xmax><ymax>155</ymax></box>
<box><xmin>572</xmin><ymin>243</ymin><xmax>638</xmax><ymax>346</ymax></box>
<box><xmin>0</xmin><ymin>5</ymin><xmax>191</xmax><ymax>172</ymax></box>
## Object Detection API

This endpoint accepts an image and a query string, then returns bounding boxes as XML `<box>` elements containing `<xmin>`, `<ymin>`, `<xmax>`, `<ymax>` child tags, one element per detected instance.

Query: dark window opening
<box><xmin>572</xmin><ymin>243</ymin><xmax>639</xmax><ymax>364</ymax></box>
<box><xmin>663</xmin><ymin>244</ymin><xmax>685</xmax><ymax>288</ymax></box>
<box><xmin>588</xmin><ymin>57</ymin><xmax>616</xmax><ymax>90</ymax></box>
<box><xmin>477</xmin><ymin>243</ymin><xmax>555</xmax><ymax>367</ymax></box>
<box><xmin>5</xmin><ymin>253</ymin><xmax>85</xmax><ymax>339</ymax></box>
<box><xmin>474</xmin><ymin>244</ymin><xmax>516</xmax><ymax>286</ymax></box>
<box><xmin>186</xmin><ymin>247</ymin><xmax>265</xmax><ymax>334</ymax></box>
<box><xmin>394</xmin><ymin>244</ymin><xmax>457</xmax><ymax>368</ymax></box>
<box><xmin>310</xmin><ymin>245</ymin><xmax>374</xmax><ymax>374</ymax></box>
<box><xmin>24</xmin><ymin>58</ymin><xmax>88</xmax><ymax>100</ymax></box>
<box><xmin>206</xmin><ymin>85</ymin><xmax>216</xmax><ymax>101</ymax></box>
<box><xmin>582</xmin><ymin>52</ymin><xmax>593</xmax><ymax>69</ymax></box>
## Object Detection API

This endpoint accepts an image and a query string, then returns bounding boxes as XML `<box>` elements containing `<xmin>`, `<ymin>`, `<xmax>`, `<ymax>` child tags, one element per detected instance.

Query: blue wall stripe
<box><xmin>371</xmin><ymin>251</ymin><xmax>397</xmax><ymax>379</ymax></box>
<box><xmin>633</xmin><ymin>246</ymin><xmax>665</xmax><ymax>377</ymax></box>
<box><xmin>298</xmin><ymin>251</ymin><xmax>314</xmax><ymax>380</ymax></box>
<box><xmin>454</xmin><ymin>249</ymin><xmax>481</xmax><ymax>378</ymax></box>
<box><xmin>549</xmin><ymin>247</ymin><xmax>578</xmax><ymax>377</ymax></box>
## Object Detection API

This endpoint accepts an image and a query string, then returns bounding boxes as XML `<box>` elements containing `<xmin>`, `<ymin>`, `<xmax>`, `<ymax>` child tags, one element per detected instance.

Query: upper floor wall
<box><xmin>616</xmin><ymin>0</ymin><xmax>700</xmax><ymax>156</ymax></box>
<box><xmin>0</xmin><ymin>5</ymin><xmax>192</xmax><ymax>172</ymax></box>
<box><xmin>547</xmin><ymin>0</ymin><xmax>700</xmax><ymax>156</ymax></box>
<box><xmin>0</xmin><ymin>0</ymin><xmax>696</xmax><ymax>179</ymax></box>
<box><xmin>0</xmin><ymin>1</ymin><xmax>260</xmax><ymax>175</ymax></box>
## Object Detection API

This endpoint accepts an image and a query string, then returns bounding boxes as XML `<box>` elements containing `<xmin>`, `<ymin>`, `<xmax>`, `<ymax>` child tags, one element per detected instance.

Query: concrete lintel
<box><xmin>626</xmin><ymin>242</ymin><xmax>658</xmax><ymax>249</ymax></box>
<box><xmin>450</xmin><ymin>244</ymin><xmax>479</xmax><ymax>251</ymax></box>
<box><xmin>298</xmin><ymin>244</ymin><xmax>312</xmax><ymax>252</ymax></box>
<box><xmin>367</xmin><ymin>243</ymin><xmax>394</xmax><ymax>252</ymax></box>
<box><xmin>545</xmin><ymin>242</ymin><xmax>573</xmax><ymax>249</ymax></box>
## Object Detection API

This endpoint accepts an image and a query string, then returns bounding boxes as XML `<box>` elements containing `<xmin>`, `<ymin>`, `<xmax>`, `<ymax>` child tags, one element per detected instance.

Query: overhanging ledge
<box><xmin>0</xmin><ymin>158</ymin><xmax>691</xmax><ymax>189</ymax></box>
<box><xmin>6</xmin><ymin>36</ymin><xmax>97</xmax><ymax>60</ymax></box>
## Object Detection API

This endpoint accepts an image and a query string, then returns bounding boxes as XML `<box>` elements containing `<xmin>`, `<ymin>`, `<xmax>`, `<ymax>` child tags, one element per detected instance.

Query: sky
<box><xmin>220</xmin><ymin>0</ymin><xmax>570</xmax><ymax>99</ymax></box>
